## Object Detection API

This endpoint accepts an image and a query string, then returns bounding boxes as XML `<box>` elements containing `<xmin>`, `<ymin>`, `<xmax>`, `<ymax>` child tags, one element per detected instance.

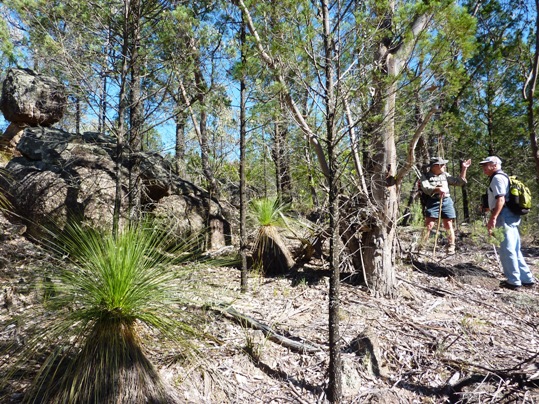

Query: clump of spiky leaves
<box><xmin>19</xmin><ymin>220</ymin><xmax>201</xmax><ymax>404</ymax></box>
<box><xmin>249</xmin><ymin>197</ymin><xmax>295</xmax><ymax>276</ymax></box>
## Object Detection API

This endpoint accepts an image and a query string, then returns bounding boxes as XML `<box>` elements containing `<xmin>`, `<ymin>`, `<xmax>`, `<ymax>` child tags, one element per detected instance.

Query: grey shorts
<box><xmin>425</xmin><ymin>196</ymin><xmax>456</xmax><ymax>219</ymax></box>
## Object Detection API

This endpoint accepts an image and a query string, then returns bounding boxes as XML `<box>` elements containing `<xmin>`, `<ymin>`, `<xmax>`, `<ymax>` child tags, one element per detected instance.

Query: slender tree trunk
<box><xmin>322</xmin><ymin>0</ymin><xmax>341</xmax><ymax>400</ymax></box>
<box><xmin>524</xmin><ymin>0</ymin><xmax>539</xmax><ymax>184</ymax></box>
<box><xmin>239</xmin><ymin>15</ymin><xmax>248</xmax><ymax>293</ymax></box>
<box><xmin>175</xmin><ymin>111</ymin><xmax>187</xmax><ymax>177</ymax></box>
<box><xmin>194</xmin><ymin>68</ymin><xmax>220</xmax><ymax>200</ymax></box>
<box><xmin>113</xmin><ymin>2</ymin><xmax>131</xmax><ymax>235</ymax></box>
<box><xmin>128</xmin><ymin>0</ymin><xmax>143</xmax><ymax>222</ymax></box>
<box><xmin>99</xmin><ymin>34</ymin><xmax>110</xmax><ymax>135</ymax></box>
<box><xmin>271</xmin><ymin>122</ymin><xmax>292</xmax><ymax>203</ymax></box>
<box><xmin>304</xmin><ymin>138</ymin><xmax>319</xmax><ymax>208</ymax></box>
<box><xmin>75</xmin><ymin>95</ymin><xmax>80</xmax><ymax>135</ymax></box>
<box><xmin>300</xmin><ymin>94</ymin><xmax>319</xmax><ymax>209</ymax></box>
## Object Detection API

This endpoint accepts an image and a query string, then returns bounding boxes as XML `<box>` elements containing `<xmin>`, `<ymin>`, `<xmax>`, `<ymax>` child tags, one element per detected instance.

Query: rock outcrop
<box><xmin>0</xmin><ymin>68</ymin><xmax>66</xmax><ymax>126</ymax></box>
<box><xmin>0</xmin><ymin>69</ymin><xmax>230</xmax><ymax>249</ymax></box>
<box><xmin>1</xmin><ymin>127</ymin><xmax>231</xmax><ymax>249</ymax></box>
<box><xmin>0</xmin><ymin>68</ymin><xmax>67</xmax><ymax>157</ymax></box>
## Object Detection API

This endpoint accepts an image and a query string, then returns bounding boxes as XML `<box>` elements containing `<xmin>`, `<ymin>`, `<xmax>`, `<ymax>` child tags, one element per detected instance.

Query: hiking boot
<box><xmin>446</xmin><ymin>244</ymin><xmax>456</xmax><ymax>254</ymax></box>
<box><xmin>522</xmin><ymin>282</ymin><xmax>536</xmax><ymax>288</ymax></box>
<box><xmin>499</xmin><ymin>280</ymin><xmax>522</xmax><ymax>291</ymax></box>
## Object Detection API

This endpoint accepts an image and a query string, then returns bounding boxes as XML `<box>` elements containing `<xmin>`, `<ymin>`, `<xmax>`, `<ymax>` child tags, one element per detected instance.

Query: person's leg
<box><xmin>421</xmin><ymin>217</ymin><xmax>437</xmax><ymax>246</ymax></box>
<box><xmin>499</xmin><ymin>221</ymin><xmax>523</xmax><ymax>286</ymax></box>
<box><xmin>420</xmin><ymin>198</ymin><xmax>440</xmax><ymax>249</ymax></box>
<box><xmin>441</xmin><ymin>197</ymin><xmax>457</xmax><ymax>253</ymax></box>
<box><xmin>515</xmin><ymin>232</ymin><xmax>535</xmax><ymax>284</ymax></box>
<box><xmin>443</xmin><ymin>219</ymin><xmax>456</xmax><ymax>253</ymax></box>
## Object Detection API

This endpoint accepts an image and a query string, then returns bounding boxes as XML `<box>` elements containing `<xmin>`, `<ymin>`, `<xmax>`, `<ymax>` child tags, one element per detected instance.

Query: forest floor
<box><xmin>1</xmin><ymin>218</ymin><xmax>539</xmax><ymax>403</ymax></box>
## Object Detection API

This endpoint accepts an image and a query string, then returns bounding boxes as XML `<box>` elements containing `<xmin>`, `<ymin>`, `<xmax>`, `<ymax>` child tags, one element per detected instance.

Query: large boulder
<box><xmin>0</xmin><ymin>68</ymin><xmax>66</xmax><ymax>126</ymax></box>
<box><xmin>1</xmin><ymin>127</ymin><xmax>231</xmax><ymax>249</ymax></box>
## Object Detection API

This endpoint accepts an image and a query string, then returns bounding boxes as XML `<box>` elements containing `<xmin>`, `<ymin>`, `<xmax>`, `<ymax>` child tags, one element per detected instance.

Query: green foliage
<box><xmin>469</xmin><ymin>219</ymin><xmax>504</xmax><ymax>247</ymax></box>
<box><xmin>249</xmin><ymin>197</ymin><xmax>290</xmax><ymax>228</ymax></box>
<box><xmin>408</xmin><ymin>201</ymin><xmax>425</xmax><ymax>228</ymax></box>
<box><xmin>8</xmin><ymin>220</ymin><xmax>201</xmax><ymax>403</ymax></box>
<box><xmin>0</xmin><ymin>8</ymin><xmax>16</xmax><ymax>64</ymax></box>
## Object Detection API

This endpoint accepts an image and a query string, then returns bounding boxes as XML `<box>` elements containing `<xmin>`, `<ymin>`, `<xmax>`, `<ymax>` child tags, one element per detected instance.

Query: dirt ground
<box><xmin>1</xmin><ymin>220</ymin><xmax>539</xmax><ymax>403</ymax></box>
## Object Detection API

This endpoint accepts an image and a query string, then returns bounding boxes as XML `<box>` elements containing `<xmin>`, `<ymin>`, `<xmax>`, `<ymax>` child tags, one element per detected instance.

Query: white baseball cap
<box><xmin>479</xmin><ymin>156</ymin><xmax>502</xmax><ymax>165</ymax></box>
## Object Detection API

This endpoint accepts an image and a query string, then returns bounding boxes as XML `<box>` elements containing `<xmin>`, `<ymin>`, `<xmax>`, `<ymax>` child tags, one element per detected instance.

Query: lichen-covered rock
<box><xmin>0</xmin><ymin>68</ymin><xmax>66</xmax><ymax>126</ymax></box>
<box><xmin>1</xmin><ymin>127</ymin><xmax>230</xmax><ymax>249</ymax></box>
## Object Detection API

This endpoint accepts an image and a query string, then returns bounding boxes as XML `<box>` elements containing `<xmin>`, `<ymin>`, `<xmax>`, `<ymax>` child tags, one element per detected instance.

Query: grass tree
<box><xmin>14</xmin><ymin>220</ymin><xmax>201</xmax><ymax>403</ymax></box>
<box><xmin>249</xmin><ymin>197</ymin><xmax>295</xmax><ymax>276</ymax></box>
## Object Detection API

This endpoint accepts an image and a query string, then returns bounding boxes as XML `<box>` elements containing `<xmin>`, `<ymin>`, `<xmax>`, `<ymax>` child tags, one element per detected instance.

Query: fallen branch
<box><xmin>209</xmin><ymin>303</ymin><xmax>323</xmax><ymax>354</ymax></box>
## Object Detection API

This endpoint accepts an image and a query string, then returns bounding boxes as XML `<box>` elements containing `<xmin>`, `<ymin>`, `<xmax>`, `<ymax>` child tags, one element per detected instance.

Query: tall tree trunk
<box><xmin>239</xmin><ymin>15</ymin><xmax>248</xmax><ymax>293</ymax></box>
<box><xmin>524</xmin><ymin>0</ymin><xmax>539</xmax><ymax>184</ymax></box>
<box><xmin>175</xmin><ymin>110</ymin><xmax>187</xmax><ymax>177</ymax></box>
<box><xmin>362</xmin><ymin>10</ymin><xmax>399</xmax><ymax>297</ymax></box>
<box><xmin>194</xmin><ymin>68</ymin><xmax>220</xmax><ymax>200</ymax></box>
<box><xmin>99</xmin><ymin>31</ymin><xmax>111</xmax><ymax>135</ymax></box>
<box><xmin>128</xmin><ymin>0</ymin><xmax>143</xmax><ymax>223</ymax></box>
<box><xmin>322</xmin><ymin>0</ymin><xmax>342</xmax><ymax>400</ymax></box>
<box><xmin>361</xmin><ymin>4</ymin><xmax>430</xmax><ymax>297</ymax></box>
<box><xmin>75</xmin><ymin>95</ymin><xmax>80</xmax><ymax>135</ymax></box>
<box><xmin>271</xmin><ymin>100</ymin><xmax>292</xmax><ymax>204</ymax></box>
<box><xmin>112</xmin><ymin>1</ymin><xmax>131</xmax><ymax>235</ymax></box>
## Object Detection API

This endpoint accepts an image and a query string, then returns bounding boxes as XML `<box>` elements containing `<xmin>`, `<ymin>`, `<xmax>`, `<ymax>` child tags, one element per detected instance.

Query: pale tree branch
<box><xmin>235</xmin><ymin>0</ymin><xmax>331</xmax><ymax>180</ymax></box>
<box><xmin>344</xmin><ymin>98</ymin><xmax>370</xmax><ymax>198</ymax></box>
<box><xmin>395</xmin><ymin>106</ymin><xmax>439</xmax><ymax>183</ymax></box>
<box><xmin>523</xmin><ymin>0</ymin><xmax>539</xmax><ymax>101</ymax></box>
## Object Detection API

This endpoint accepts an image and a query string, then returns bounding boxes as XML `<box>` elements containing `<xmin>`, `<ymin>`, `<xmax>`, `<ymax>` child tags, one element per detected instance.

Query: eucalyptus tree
<box><xmin>157</xmin><ymin>2</ymin><xmax>236</xmax><ymax>201</ymax></box>
<box><xmin>437</xmin><ymin>0</ymin><xmax>534</xmax><ymax>211</ymax></box>
<box><xmin>519</xmin><ymin>0</ymin><xmax>539</xmax><ymax>183</ymax></box>
<box><xmin>235</xmin><ymin>0</ymin><xmax>475</xmax><ymax>298</ymax></box>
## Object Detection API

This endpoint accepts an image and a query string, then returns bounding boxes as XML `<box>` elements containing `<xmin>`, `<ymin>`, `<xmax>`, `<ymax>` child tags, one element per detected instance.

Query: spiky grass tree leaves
<box><xmin>18</xmin><ymin>220</ymin><xmax>201</xmax><ymax>404</ymax></box>
<box><xmin>249</xmin><ymin>197</ymin><xmax>295</xmax><ymax>276</ymax></box>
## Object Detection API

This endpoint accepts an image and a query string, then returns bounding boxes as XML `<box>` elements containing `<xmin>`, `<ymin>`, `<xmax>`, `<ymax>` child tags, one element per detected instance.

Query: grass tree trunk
<box><xmin>253</xmin><ymin>225</ymin><xmax>295</xmax><ymax>276</ymax></box>
<box><xmin>45</xmin><ymin>319</ymin><xmax>177</xmax><ymax>403</ymax></box>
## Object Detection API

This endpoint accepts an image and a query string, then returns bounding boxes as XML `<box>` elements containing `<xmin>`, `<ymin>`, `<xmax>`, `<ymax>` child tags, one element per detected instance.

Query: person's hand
<box><xmin>462</xmin><ymin>159</ymin><xmax>471</xmax><ymax>168</ymax></box>
<box><xmin>435</xmin><ymin>186</ymin><xmax>446</xmax><ymax>199</ymax></box>
<box><xmin>487</xmin><ymin>215</ymin><xmax>496</xmax><ymax>235</ymax></box>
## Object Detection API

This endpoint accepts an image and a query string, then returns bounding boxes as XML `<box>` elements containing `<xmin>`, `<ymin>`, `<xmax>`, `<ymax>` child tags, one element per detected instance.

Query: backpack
<box><xmin>417</xmin><ymin>179</ymin><xmax>429</xmax><ymax>210</ymax></box>
<box><xmin>489</xmin><ymin>173</ymin><xmax>532</xmax><ymax>215</ymax></box>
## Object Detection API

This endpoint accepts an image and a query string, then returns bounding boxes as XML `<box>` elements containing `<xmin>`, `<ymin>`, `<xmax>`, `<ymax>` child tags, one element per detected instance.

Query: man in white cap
<box><xmin>420</xmin><ymin>156</ymin><xmax>471</xmax><ymax>254</ymax></box>
<box><xmin>479</xmin><ymin>156</ymin><xmax>535</xmax><ymax>290</ymax></box>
